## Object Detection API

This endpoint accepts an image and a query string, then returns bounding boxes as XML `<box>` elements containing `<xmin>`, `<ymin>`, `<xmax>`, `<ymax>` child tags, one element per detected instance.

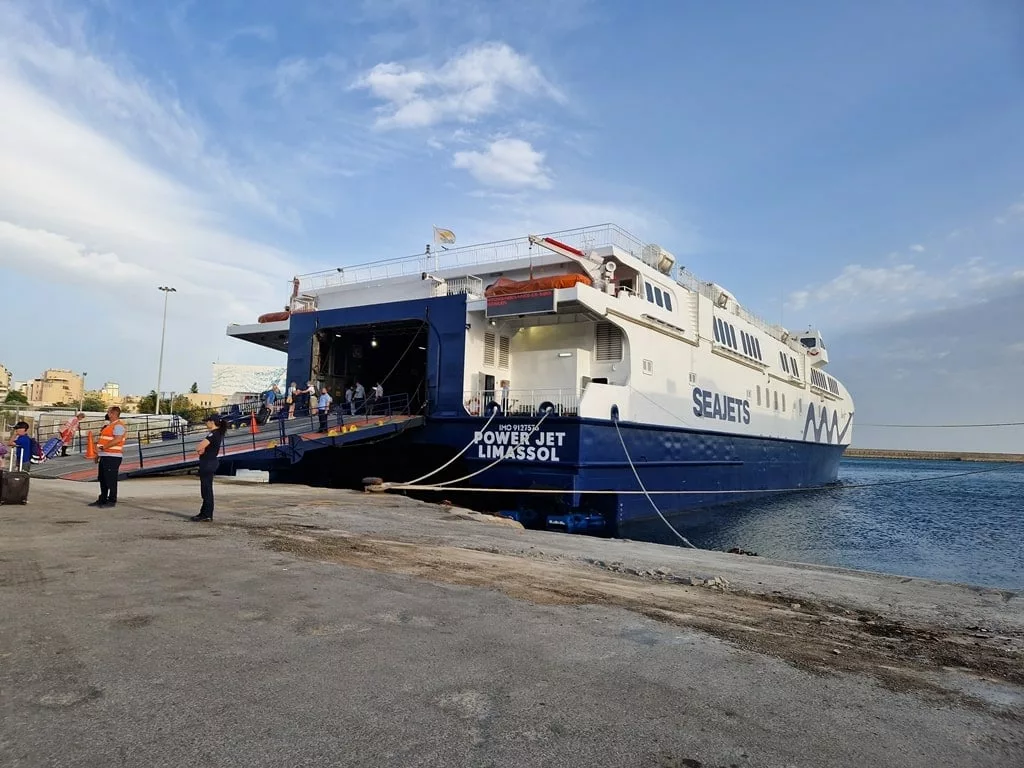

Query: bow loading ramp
<box><xmin>31</xmin><ymin>403</ymin><xmax>424</xmax><ymax>482</ymax></box>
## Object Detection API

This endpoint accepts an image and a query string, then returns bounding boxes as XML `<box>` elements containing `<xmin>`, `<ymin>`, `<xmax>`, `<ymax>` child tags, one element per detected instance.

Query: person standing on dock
<box><xmin>192</xmin><ymin>414</ymin><xmax>227</xmax><ymax>522</ymax></box>
<box><xmin>7</xmin><ymin>421</ymin><xmax>34</xmax><ymax>471</ymax></box>
<box><xmin>303</xmin><ymin>381</ymin><xmax>316</xmax><ymax>417</ymax></box>
<box><xmin>354</xmin><ymin>381</ymin><xmax>365</xmax><ymax>416</ymax></box>
<box><xmin>370</xmin><ymin>382</ymin><xmax>384</xmax><ymax>415</ymax></box>
<box><xmin>59</xmin><ymin>412</ymin><xmax>85</xmax><ymax>457</ymax></box>
<box><xmin>345</xmin><ymin>384</ymin><xmax>354</xmax><ymax>416</ymax></box>
<box><xmin>89</xmin><ymin>406</ymin><xmax>126</xmax><ymax>508</ymax></box>
<box><xmin>287</xmin><ymin>382</ymin><xmax>297</xmax><ymax>419</ymax></box>
<box><xmin>317</xmin><ymin>387</ymin><xmax>333</xmax><ymax>432</ymax></box>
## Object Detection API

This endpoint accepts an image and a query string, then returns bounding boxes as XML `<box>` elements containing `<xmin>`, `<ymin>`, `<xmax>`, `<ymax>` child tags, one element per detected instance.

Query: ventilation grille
<box><xmin>498</xmin><ymin>335</ymin><xmax>510</xmax><ymax>368</ymax></box>
<box><xmin>595</xmin><ymin>322</ymin><xmax>623</xmax><ymax>361</ymax></box>
<box><xmin>483</xmin><ymin>332</ymin><xmax>496</xmax><ymax>366</ymax></box>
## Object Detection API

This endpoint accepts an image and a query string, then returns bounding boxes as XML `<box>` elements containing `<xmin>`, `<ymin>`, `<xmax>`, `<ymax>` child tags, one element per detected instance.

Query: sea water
<box><xmin>646</xmin><ymin>459</ymin><xmax>1023</xmax><ymax>591</ymax></box>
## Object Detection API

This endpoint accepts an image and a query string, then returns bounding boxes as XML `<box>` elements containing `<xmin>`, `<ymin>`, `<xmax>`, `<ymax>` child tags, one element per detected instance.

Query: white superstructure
<box><xmin>229</xmin><ymin>224</ymin><xmax>853</xmax><ymax>448</ymax></box>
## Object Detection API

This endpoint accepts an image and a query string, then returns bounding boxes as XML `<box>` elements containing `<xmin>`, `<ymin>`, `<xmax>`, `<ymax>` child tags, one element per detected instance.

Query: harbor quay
<box><xmin>1</xmin><ymin>478</ymin><xmax>1020</xmax><ymax>768</ymax></box>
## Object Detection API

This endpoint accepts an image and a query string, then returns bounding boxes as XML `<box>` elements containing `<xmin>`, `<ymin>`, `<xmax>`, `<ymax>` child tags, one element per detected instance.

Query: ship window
<box><xmin>782</xmin><ymin>394</ymin><xmax>786</xmax><ymax>411</ymax></box>
<box><xmin>790</xmin><ymin>356</ymin><xmax>798</xmax><ymax>375</ymax></box>
<box><xmin>595</xmin><ymin>322</ymin><xmax>623</xmax><ymax>361</ymax></box>
<box><xmin>713</xmin><ymin>318</ymin><xmax>721</xmax><ymax>342</ymax></box>
<box><xmin>483</xmin><ymin>332</ymin><xmax>496</xmax><ymax>366</ymax></box>
<box><xmin>663</xmin><ymin>292</ymin><xmax>672</xmax><ymax>311</ymax></box>
<box><xmin>642</xmin><ymin>359</ymin><xmax>654</xmax><ymax>375</ymax></box>
<box><xmin>753</xmin><ymin>337</ymin><xmax>762</xmax><ymax>360</ymax></box>
<box><xmin>773</xmin><ymin>391</ymin><xmax>778</xmax><ymax>410</ymax></box>
<box><xmin>801</xmin><ymin>337</ymin><xmax>817</xmax><ymax>348</ymax></box>
<box><xmin>741</xmin><ymin>332</ymin><xmax>750</xmax><ymax>356</ymax></box>
<box><xmin>757</xmin><ymin>385</ymin><xmax>761</xmax><ymax>405</ymax></box>
<box><xmin>780</xmin><ymin>352</ymin><xmax>789</xmax><ymax>372</ymax></box>
<box><xmin>729</xmin><ymin>324</ymin><xmax>738</xmax><ymax>350</ymax></box>
<box><xmin>645</xmin><ymin>283</ymin><xmax>654</xmax><ymax>302</ymax></box>
<box><xmin>498</xmin><ymin>335</ymin><xmax>510</xmax><ymax>369</ymax></box>
<box><xmin>653</xmin><ymin>287</ymin><xmax>664</xmax><ymax>307</ymax></box>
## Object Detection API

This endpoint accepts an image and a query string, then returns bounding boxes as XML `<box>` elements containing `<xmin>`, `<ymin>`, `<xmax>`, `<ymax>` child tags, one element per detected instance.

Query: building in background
<box><xmin>100</xmin><ymin>382</ymin><xmax>121</xmax><ymax>404</ymax></box>
<box><xmin>185</xmin><ymin>393</ymin><xmax>231</xmax><ymax>410</ymax></box>
<box><xmin>0</xmin><ymin>364</ymin><xmax>11</xmax><ymax>399</ymax></box>
<box><xmin>26</xmin><ymin>369</ymin><xmax>85</xmax><ymax>406</ymax></box>
<box><xmin>211</xmin><ymin>363</ymin><xmax>286</xmax><ymax>395</ymax></box>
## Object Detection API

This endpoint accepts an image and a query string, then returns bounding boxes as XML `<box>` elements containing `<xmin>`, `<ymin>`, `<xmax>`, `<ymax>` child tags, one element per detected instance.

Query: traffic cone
<box><xmin>85</xmin><ymin>431</ymin><xmax>96</xmax><ymax>460</ymax></box>
<box><xmin>250</xmin><ymin>412</ymin><xmax>258</xmax><ymax>433</ymax></box>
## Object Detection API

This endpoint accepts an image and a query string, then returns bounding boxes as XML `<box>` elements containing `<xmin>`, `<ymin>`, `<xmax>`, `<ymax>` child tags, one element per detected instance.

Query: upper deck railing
<box><xmin>295</xmin><ymin>224</ymin><xmax>646</xmax><ymax>293</ymax></box>
<box><xmin>294</xmin><ymin>223</ymin><xmax>794</xmax><ymax>344</ymax></box>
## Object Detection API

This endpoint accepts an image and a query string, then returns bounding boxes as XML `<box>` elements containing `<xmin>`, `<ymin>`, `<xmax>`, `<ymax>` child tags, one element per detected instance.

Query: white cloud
<box><xmin>0</xmin><ymin>5</ymin><xmax>296</xmax><ymax>391</ymax></box>
<box><xmin>909</xmin><ymin>243</ymin><xmax>925</xmax><ymax>252</ymax></box>
<box><xmin>453</xmin><ymin>138</ymin><xmax>552</xmax><ymax>189</ymax></box>
<box><xmin>786</xmin><ymin>259</ymin><xmax>1010</xmax><ymax>327</ymax></box>
<box><xmin>0</xmin><ymin>4</ymin><xmax>298</xmax><ymax>229</ymax></box>
<box><xmin>353</xmin><ymin>42</ymin><xmax>561</xmax><ymax>129</ymax></box>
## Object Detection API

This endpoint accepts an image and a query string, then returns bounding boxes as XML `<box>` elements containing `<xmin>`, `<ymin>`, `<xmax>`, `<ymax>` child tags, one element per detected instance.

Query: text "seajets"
<box><xmin>692</xmin><ymin>387</ymin><xmax>751</xmax><ymax>424</ymax></box>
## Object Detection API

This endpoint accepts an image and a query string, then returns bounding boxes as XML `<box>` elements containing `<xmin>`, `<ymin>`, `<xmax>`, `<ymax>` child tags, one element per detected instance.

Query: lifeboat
<box><xmin>484</xmin><ymin>273</ymin><xmax>592</xmax><ymax>297</ymax></box>
<box><xmin>258</xmin><ymin>310</ymin><xmax>290</xmax><ymax>324</ymax></box>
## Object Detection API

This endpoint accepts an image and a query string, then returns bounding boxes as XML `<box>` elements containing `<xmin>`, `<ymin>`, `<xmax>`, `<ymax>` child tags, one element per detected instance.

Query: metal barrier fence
<box><xmin>129</xmin><ymin>392</ymin><xmax>413</xmax><ymax>470</ymax></box>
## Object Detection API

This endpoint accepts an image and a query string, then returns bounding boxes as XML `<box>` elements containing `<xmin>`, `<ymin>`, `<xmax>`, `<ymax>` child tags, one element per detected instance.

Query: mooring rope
<box><xmin>390</xmin><ymin>410</ymin><xmax>552</xmax><ymax>490</ymax></box>
<box><xmin>612</xmin><ymin>418</ymin><xmax>698</xmax><ymax>548</ymax></box>
<box><xmin>400</xmin><ymin>405</ymin><xmax>500</xmax><ymax>487</ymax></box>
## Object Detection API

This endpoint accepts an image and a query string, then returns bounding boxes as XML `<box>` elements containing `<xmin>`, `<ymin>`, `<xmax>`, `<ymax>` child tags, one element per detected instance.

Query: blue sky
<box><xmin>1</xmin><ymin>0</ymin><xmax>1022</xmax><ymax>450</ymax></box>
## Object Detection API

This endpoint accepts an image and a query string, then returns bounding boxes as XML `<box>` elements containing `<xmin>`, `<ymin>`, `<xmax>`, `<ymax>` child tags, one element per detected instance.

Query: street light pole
<box><xmin>80</xmin><ymin>372</ymin><xmax>88</xmax><ymax>412</ymax></box>
<box><xmin>155</xmin><ymin>286</ymin><xmax>177</xmax><ymax>416</ymax></box>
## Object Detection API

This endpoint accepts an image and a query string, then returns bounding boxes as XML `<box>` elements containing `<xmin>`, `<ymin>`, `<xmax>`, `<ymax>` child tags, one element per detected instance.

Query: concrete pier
<box><xmin>2</xmin><ymin>478</ymin><xmax>1020</xmax><ymax>767</ymax></box>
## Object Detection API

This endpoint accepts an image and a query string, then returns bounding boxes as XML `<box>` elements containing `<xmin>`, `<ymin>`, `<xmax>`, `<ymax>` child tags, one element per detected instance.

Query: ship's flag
<box><xmin>433</xmin><ymin>226</ymin><xmax>456</xmax><ymax>246</ymax></box>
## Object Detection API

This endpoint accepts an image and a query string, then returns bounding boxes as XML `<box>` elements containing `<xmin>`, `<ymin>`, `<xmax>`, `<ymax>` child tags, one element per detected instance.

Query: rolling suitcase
<box><xmin>42</xmin><ymin>437</ymin><xmax>63</xmax><ymax>460</ymax></box>
<box><xmin>1</xmin><ymin>451</ymin><xmax>30</xmax><ymax>505</ymax></box>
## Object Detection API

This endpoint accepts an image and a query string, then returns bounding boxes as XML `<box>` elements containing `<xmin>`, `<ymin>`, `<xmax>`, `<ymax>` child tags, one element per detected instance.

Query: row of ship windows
<box><xmin>713</xmin><ymin>317</ymin><xmax>763</xmax><ymax>362</ymax></box>
<box><xmin>644</xmin><ymin>282</ymin><xmax>674</xmax><ymax>311</ymax></box>
<box><xmin>780</xmin><ymin>352</ymin><xmax>800</xmax><ymax>376</ymax></box>
<box><xmin>810</xmin><ymin>368</ymin><xmax>841</xmax><ymax>395</ymax></box>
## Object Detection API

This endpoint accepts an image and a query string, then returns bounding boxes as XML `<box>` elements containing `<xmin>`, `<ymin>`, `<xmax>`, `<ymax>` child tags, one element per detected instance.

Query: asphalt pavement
<box><xmin>0</xmin><ymin>479</ymin><xmax>1019</xmax><ymax>768</ymax></box>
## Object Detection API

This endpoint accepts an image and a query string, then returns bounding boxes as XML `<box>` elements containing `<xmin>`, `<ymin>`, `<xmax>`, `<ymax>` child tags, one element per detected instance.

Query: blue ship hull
<box><xmin>414</xmin><ymin>416</ymin><xmax>847</xmax><ymax>532</ymax></box>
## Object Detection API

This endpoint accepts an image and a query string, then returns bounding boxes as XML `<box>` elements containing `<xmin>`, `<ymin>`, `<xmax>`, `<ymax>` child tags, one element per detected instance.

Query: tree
<box><xmin>171</xmin><ymin>394</ymin><xmax>202</xmax><ymax>424</ymax></box>
<box><xmin>4</xmin><ymin>391</ymin><xmax>27</xmax><ymax>404</ymax></box>
<box><xmin>189</xmin><ymin>382</ymin><xmax>199</xmax><ymax>394</ymax></box>
<box><xmin>81</xmin><ymin>395</ymin><xmax>107</xmax><ymax>412</ymax></box>
<box><xmin>137</xmin><ymin>391</ymin><xmax>171</xmax><ymax>415</ymax></box>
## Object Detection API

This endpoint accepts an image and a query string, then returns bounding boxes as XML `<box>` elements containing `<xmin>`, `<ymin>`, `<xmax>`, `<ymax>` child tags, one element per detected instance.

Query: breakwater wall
<box><xmin>845</xmin><ymin>447</ymin><xmax>1023</xmax><ymax>463</ymax></box>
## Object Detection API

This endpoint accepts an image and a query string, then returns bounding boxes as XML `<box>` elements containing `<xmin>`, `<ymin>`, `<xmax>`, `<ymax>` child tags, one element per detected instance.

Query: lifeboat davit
<box><xmin>484</xmin><ymin>273</ymin><xmax>592</xmax><ymax>297</ymax></box>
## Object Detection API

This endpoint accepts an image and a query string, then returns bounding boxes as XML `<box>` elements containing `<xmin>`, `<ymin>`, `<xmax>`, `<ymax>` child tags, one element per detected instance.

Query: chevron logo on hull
<box><xmin>803</xmin><ymin>403</ymin><xmax>853</xmax><ymax>444</ymax></box>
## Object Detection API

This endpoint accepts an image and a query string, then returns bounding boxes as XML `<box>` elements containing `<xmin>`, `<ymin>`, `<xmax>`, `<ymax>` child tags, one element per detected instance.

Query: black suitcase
<box><xmin>0</xmin><ymin>452</ymin><xmax>30</xmax><ymax>505</ymax></box>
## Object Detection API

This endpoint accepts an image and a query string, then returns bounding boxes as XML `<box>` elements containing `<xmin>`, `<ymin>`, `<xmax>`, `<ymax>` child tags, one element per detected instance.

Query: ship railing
<box><xmin>433</xmin><ymin>275</ymin><xmax>484</xmax><ymax>299</ymax></box>
<box><xmin>463</xmin><ymin>388</ymin><xmax>580</xmax><ymax>417</ymax></box>
<box><xmin>291</xmin><ymin>221</ymin><xmax>791</xmax><ymax>344</ymax></box>
<box><xmin>294</xmin><ymin>224</ymin><xmax>647</xmax><ymax>294</ymax></box>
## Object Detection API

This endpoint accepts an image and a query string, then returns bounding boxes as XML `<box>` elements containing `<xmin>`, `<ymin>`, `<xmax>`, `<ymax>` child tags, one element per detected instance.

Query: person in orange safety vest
<box><xmin>88</xmin><ymin>406</ymin><xmax>127</xmax><ymax>508</ymax></box>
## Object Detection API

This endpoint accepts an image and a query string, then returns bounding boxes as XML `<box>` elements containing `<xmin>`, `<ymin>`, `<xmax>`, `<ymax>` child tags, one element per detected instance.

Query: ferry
<box><xmin>227</xmin><ymin>224</ymin><xmax>854</xmax><ymax>535</ymax></box>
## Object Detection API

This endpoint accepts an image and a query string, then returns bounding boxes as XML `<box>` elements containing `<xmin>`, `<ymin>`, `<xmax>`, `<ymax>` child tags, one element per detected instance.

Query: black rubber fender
<box><xmin>485</xmin><ymin>400</ymin><xmax>502</xmax><ymax>415</ymax></box>
<box><xmin>538</xmin><ymin>401</ymin><xmax>556</xmax><ymax>414</ymax></box>
<box><xmin>362</xmin><ymin>476</ymin><xmax>384</xmax><ymax>486</ymax></box>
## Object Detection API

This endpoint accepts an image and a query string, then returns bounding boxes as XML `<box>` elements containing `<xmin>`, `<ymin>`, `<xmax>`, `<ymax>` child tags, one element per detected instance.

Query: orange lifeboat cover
<box><xmin>258</xmin><ymin>310</ymin><xmax>290</xmax><ymax>323</ymax></box>
<box><xmin>484</xmin><ymin>273</ymin><xmax>592</xmax><ymax>297</ymax></box>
